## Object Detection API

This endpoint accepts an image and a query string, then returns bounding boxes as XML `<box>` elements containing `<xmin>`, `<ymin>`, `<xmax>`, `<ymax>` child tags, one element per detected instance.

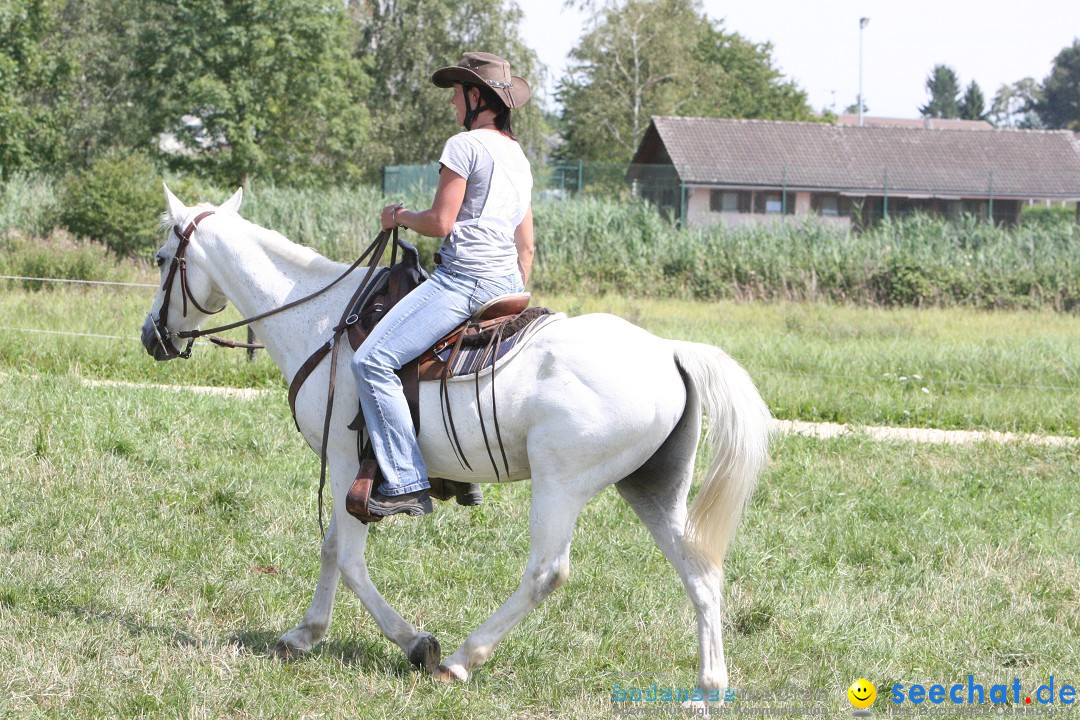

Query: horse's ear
<box><xmin>220</xmin><ymin>187</ymin><xmax>243</xmax><ymax>214</ymax></box>
<box><xmin>163</xmin><ymin>183</ymin><xmax>186</xmax><ymax>222</ymax></box>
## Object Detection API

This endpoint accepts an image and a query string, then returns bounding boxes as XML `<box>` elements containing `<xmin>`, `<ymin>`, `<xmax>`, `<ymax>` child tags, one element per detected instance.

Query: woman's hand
<box><xmin>380</xmin><ymin>203</ymin><xmax>404</xmax><ymax>230</ymax></box>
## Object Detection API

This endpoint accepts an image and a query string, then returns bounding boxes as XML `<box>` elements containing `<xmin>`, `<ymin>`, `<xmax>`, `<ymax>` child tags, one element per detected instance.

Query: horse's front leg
<box><xmin>328</xmin><ymin>462</ymin><xmax>442</xmax><ymax>671</ymax></box>
<box><xmin>274</xmin><ymin>516</ymin><xmax>341</xmax><ymax>658</ymax></box>
<box><xmin>435</xmin><ymin>481</ymin><xmax>591</xmax><ymax>681</ymax></box>
<box><xmin>275</xmin><ymin>463</ymin><xmax>441</xmax><ymax>671</ymax></box>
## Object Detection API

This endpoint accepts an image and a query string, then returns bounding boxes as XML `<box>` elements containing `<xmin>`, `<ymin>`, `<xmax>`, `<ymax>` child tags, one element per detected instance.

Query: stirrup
<box><xmin>345</xmin><ymin>459</ymin><xmax>383</xmax><ymax>524</ymax></box>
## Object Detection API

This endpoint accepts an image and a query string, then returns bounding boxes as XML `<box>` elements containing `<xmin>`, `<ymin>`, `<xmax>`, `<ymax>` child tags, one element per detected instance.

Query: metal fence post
<box><xmin>883</xmin><ymin>167</ymin><xmax>889</xmax><ymax>220</ymax></box>
<box><xmin>577</xmin><ymin>160</ymin><xmax>584</xmax><ymax>201</ymax></box>
<box><xmin>782</xmin><ymin>165</ymin><xmax>788</xmax><ymax>214</ymax></box>
<box><xmin>680</xmin><ymin>165</ymin><xmax>687</xmax><ymax>226</ymax></box>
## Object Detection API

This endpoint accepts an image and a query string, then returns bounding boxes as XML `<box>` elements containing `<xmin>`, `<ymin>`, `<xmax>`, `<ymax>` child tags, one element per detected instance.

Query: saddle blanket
<box><xmin>437</xmin><ymin>308</ymin><xmax>563</xmax><ymax>380</ymax></box>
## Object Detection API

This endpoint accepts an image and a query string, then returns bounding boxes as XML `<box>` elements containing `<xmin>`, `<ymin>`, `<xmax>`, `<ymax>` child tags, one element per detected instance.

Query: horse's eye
<box><xmin>155</xmin><ymin>255</ymin><xmax>166</xmax><ymax>267</ymax></box>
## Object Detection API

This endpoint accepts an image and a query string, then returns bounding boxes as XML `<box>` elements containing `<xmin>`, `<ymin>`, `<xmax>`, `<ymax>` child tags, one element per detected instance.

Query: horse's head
<box><xmin>140</xmin><ymin>184</ymin><xmax>244</xmax><ymax>360</ymax></box>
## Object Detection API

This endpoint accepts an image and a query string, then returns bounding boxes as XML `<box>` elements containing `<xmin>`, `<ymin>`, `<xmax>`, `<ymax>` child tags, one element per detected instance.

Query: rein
<box><xmin>152</xmin><ymin>212</ymin><xmax>395</xmax><ymax>360</ymax></box>
<box><xmin>151</xmin><ymin>215</ymin><xmax>405</xmax><ymax>536</ymax></box>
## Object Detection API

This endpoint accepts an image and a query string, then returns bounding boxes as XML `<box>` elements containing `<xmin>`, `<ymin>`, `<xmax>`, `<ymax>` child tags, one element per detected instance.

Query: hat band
<box><xmin>487</xmin><ymin>80</ymin><xmax>512</xmax><ymax>88</ymax></box>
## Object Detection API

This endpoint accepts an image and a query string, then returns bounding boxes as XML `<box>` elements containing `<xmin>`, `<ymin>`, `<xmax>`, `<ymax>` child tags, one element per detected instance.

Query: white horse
<box><xmin>141</xmin><ymin>185</ymin><xmax>772</xmax><ymax>695</ymax></box>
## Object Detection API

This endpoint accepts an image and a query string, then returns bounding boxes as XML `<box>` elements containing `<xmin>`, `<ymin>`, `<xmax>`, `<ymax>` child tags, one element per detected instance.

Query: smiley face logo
<box><xmin>847</xmin><ymin>678</ymin><xmax>876</xmax><ymax>712</ymax></box>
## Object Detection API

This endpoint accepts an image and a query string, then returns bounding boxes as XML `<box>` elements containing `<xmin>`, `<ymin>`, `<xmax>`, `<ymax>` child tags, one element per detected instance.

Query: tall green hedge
<box><xmin>58</xmin><ymin>152</ymin><xmax>163</xmax><ymax>256</ymax></box>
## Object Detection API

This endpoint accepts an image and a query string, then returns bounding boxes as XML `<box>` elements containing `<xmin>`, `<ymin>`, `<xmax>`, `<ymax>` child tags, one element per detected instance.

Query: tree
<box><xmin>132</xmin><ymin>0</ymin><xmax>374</xmax><ymax>188</ymax></box>
<box><xmin>53</xmin><ymin>0</ymin><xmax>151</xmax><ymax>165</ymax></box>
<box><xmin>989</xmin><ymin>78</ymin><xmax>1043</xmax><ymax>128</ymax></box>
<box><xmin>350</xmin><ymin>0</ymin><xmax>547</xmax><ymax>167</ymax></box>
<box><xmin>0</xmin><ymin>0</ymin><xmax>76</xmax><ymax>178</ymax></box>
<box><xmin>920</xmin><ymin>64</ymin><xmax>960</xmax><ymax>118</ymax></box>
<box><xmin>958</xmin><ymin>80</ymin><xmax>987</xmax><ymax>121</ymax></box>
<box><xmin>1036</xmin><ymin>38</ymin><xmax>1080</xmax><ymax>131</ymax></box>
<box><xmin>558</xmin><ymin>0</ymin><xmax>813</xmax><ymax>165</ymax></box>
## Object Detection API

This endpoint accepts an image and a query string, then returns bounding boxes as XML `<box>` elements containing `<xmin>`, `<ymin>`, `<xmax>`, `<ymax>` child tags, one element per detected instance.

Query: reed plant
<box><xmin>4</xmin><ymin>176</ymin><xmax>1077</xmax><ymax>311</ymax></box>
<box><xmin>532</xmin><ymin>199</ymin><xmax>1080</xmax><ymax>311</ymax></box>
<box><xmin>0</xmin><ymin>174</ymin><xmax>60</xmax><ymax>237</ymax></box>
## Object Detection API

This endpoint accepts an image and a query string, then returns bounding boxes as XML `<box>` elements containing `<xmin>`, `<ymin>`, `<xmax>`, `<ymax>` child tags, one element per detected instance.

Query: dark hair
<box><xmin>464</xmin><ymin>82</ymin><xmax>515</xmax><ymax>139</ymax></box>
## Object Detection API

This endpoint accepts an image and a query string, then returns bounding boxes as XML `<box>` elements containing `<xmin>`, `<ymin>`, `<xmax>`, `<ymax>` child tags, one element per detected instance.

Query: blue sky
<box><xmin>517</xmin><ymin>0</ymin><xmax>1080</xmax><ymax>119</ymax></box>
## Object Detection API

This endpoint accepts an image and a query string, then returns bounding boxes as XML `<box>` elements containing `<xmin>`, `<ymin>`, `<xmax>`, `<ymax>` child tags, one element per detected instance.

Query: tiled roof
<box><xmin>835</xmin><ymin>115</ymin><xmax>994</xmax><ymax>130</ymax></box>
<box><xmin>631</xmin><ymin>117</ymin><xmax>1080</xmax><ymax>199</ymax></box>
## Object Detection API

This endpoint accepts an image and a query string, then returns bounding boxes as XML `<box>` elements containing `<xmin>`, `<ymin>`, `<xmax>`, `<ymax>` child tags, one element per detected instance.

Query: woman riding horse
<box><xmin>352</xmin><ymin>52</ymin><xmax>535</xmax><ymax>518</ymax></box>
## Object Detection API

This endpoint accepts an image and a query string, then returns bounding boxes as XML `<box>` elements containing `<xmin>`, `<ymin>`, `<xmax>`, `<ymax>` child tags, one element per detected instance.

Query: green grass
<box><xmin>4</xmin><ymin>283</ymin><xmax>1075</xmax><ymax>436</ymax></box>
<box><xmin>544</xmin><ymin>295</ymin><xmax>1080</xmax><ymax>437</ymax></box>
<box><xmin>0</xmin><ymin>372</ymin><xmax>1075</xmax><ymax>718</ymax></box>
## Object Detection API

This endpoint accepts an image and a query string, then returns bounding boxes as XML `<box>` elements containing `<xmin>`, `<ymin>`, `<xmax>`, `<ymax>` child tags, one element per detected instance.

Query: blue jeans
<box><xmin>351</xmin><ymin>265</ymin><xmax>524</xmax><ymax>495</ymax></box>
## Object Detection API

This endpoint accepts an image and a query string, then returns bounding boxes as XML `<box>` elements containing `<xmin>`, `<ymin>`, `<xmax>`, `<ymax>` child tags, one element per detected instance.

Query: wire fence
<box><xmin>0</xmin><ymin>275</ymin><xmax>156</xmax><ymax>288</ymax></box>
<box><xmin>383</xmin><ymin>162</ymin><xmax>1080</xmax><ymax>228</ymax></box>
<box><xmin>3</xmin><ymin>273</ymin><xmax>1076</xmax><ymax>395</ymax></box>
<box><xmin>0</xmin><ymin>274</ymin><xmax>244</xmax><ymax>354</ymax></box>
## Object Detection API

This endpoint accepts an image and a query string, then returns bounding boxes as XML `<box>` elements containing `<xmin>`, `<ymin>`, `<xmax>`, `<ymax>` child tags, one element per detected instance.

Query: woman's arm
<box><xmin>515</xmin><ymin>204</ymin><xmax>534</xmax><ymax>287</ymax></box>
<box><xmin>380</xmin><ymin>167</ymin><xmax>466</xmax><ymax>237</ymax></box>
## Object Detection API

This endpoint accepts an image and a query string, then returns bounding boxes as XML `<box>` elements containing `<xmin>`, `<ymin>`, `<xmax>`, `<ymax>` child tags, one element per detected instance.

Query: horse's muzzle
<box><xmin>141</xmin><ymin>315</ymin><xmax>181</xmax><ymax>361</ymax></box>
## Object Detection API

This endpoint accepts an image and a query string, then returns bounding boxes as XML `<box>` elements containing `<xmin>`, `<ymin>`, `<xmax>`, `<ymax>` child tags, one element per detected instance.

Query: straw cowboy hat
<box><xmin>431</xmin><ymin>52</ymin><xmax>532</xmax><ymax>109</ymax></box>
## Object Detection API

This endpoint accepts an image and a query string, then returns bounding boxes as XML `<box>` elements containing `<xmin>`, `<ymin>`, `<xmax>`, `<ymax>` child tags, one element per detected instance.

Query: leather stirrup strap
<box><xmin>489</xmin><ymin>320</ymin><xmax>512</xmax><ymax>477</ymax></box>
<box><xmin>439</xmin><ymin>329</ymin><xmax>472</xmax><ymax>471</ymax></box>
<box><xmin>310</xmin><ymin>228</ymin><xmax>396</xmax><ymax>535</ymax></box>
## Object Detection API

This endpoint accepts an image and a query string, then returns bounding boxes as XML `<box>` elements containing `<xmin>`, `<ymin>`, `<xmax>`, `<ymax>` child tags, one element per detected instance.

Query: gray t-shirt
<box><xmin>437</xmin><ymin>130</ymin><xmax>532</xmax><ymax>278</ymax></box>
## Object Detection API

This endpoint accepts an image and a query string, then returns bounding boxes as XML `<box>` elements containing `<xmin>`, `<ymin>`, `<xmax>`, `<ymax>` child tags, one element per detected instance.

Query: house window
<box><xmin>710</xmin><ymin>190</ymin><xmax>741</xmax><ymax>213</ymax></box>
<box><xmin>820</xmin><ymin>196</ymin><xmax>839</xmax><ymax>217</ymax></box>
<box><xmin>764</xmin><ymin>194</ymin><xmax>783</xmax><ymax>214</ymax></box>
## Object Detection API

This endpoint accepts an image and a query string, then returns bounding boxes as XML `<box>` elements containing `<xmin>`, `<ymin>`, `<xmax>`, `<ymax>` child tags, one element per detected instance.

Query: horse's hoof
<box><xmin>272</xmin><ymin>640</ymin><xmax>307</xmax><ymax>661</ymax></box>
<box><xmin>407</xmin><ymin>633</ymin><xmax>441</xmax><ymax>672</ymax></box>
<box><xmin>433</xmin><ymin>663</ymin><xmax>468</xmax><ymax>683</ymax></box>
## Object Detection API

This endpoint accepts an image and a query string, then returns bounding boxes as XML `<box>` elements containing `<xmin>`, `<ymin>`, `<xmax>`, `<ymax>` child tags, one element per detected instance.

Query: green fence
<box><xmin>383</xmin><ymin>162</ymin><xmax>636</xmax><ymax>200</ymax></box>
<box><xmin>383</xmin><ymin>161</ymin><xmax>1080</xmax><ymax>227</ymax></box>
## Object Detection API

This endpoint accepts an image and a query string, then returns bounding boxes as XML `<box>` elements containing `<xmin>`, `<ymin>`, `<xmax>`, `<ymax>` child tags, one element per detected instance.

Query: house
<box><xmin>627</xmin><ymin>116</ymin><xmax>1080</xmax><ymax>228</ymax></box>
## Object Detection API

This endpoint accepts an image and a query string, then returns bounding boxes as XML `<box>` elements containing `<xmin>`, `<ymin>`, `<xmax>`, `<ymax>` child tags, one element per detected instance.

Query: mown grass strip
<box><xmin>2</xmin><ymin>286</ymin><xmax>1078</xmax><ymax>436</ymax></box>
<box><xmin>0</xmin><ymin>372</ymin><xmax>1075</xmax><ymax>719</ymax></box>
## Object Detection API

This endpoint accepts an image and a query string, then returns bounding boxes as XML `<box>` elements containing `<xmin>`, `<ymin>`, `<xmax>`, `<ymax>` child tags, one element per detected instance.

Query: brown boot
<box><xmin>366</xmin><ymin>488</ymin><xmax>433</xmax><ymax>518</ymax></box>
<box><xmin>346</xmin><ymin>460</ymin><xmax>432</xmax><ymax>521</ymax></box>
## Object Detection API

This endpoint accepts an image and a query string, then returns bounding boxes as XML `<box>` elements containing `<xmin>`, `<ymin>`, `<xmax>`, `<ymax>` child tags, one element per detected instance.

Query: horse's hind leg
<box><xmin>615</xmin><ymin>384</ymin><xmax>729</xmax><ymax>697</ymax></box>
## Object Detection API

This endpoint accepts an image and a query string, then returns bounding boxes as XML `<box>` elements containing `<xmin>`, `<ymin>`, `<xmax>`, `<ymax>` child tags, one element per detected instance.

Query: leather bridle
<box><xmin>147</xmin><ymin>215</ymin><xmax>427</xmax><ymax>536</ymax></box>
<box><xmin>151</xmin><ymin>210</ymin><xmax>226</xmax><ymax>359</ymax></box>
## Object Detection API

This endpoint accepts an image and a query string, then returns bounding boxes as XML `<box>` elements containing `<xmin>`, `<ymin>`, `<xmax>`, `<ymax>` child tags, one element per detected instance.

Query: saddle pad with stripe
<box><xmin>437</xmin><ymin>309</ymin><xmax>563</xmax><ymax>379</ymax></box>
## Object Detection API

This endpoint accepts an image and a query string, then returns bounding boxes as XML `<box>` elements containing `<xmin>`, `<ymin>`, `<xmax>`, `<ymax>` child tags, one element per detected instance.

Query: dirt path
<box><xmin>79</xmin><ymin>377</ymin><xmax>1080</xmax><ymax>448</ymax></box>
<box><xmin>773</xmin><ymin>419</ymin><xmax>1078</xmax><ymax>447</ymax></box>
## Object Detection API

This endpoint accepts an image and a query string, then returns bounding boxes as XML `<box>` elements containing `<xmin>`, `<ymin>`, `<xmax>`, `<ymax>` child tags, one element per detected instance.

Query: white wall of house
<box><xmin>795</xmin><ymin>192</ymin><xmax>811</xmax><ymax>214</ymax></box>
<box><xmin>685</xmin><ymin>187</ymin><xmax>851</xmax><ymax>230</ymax></box>
<box><xmin>686</xmin><ymin>187</ymin><xmax>710</xmax><ymax>225</ymax></box>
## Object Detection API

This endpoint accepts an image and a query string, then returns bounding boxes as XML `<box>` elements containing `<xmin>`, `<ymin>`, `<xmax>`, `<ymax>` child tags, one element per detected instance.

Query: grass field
<box><xmin>2</xmin><ymin>284</ymin><xmax>1078</xmax><ymax>435</ymax></box>
<box><xmin>0</xmin><ymin>370</ymin><xmax>1076</xmax><ymax>719</ymax></box>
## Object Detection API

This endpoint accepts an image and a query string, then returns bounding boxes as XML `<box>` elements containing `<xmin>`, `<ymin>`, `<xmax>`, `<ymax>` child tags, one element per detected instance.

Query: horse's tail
<box><xmin>672</xmin><ymin>341</ymin><xmax>772</xmax><ymax>570</ymax></box>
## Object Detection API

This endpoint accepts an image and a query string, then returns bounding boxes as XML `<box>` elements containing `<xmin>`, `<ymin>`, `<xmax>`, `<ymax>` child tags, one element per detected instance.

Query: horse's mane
<box><xmin>239</xmin><ymin>217</ymin><xmax>346</xmax><ymax>274</ymax></box>
<box><xmin>159</xmin><ymin>205</ymin><xmax>347</xmax><ymax>275</ymax></box>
